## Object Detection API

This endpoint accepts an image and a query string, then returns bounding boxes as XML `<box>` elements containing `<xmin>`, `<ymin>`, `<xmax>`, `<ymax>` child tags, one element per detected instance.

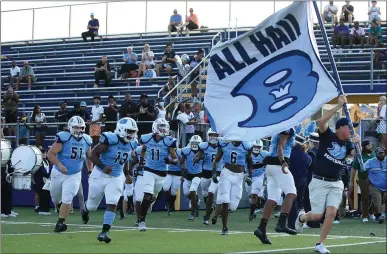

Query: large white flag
<box><xmin>204</xmin><ymin>1</ymin><xmax>338</xmax><ymax>141</ymax></box>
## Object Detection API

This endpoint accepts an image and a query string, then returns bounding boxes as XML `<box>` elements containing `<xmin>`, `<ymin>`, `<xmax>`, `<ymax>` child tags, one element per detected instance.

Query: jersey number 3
<box><xmin>114</xmin><ymin>152</ymin><xmax>129</xmax><ymax>165</ymax></box>
<box><xmin>70</xmin><ymin>147</ymin><xmax>83</xmax><ymax>160</ymax></box>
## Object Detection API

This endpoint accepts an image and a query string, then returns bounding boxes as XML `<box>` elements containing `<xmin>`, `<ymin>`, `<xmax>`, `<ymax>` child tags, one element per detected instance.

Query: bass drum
<box><xmin>12</xmin><ymin>173</ymin><xmax>32</xmax><ymax>190</ymax></box>
<box><xmin>1</xmin><ymin>139</ymin><xmax>12</xmax><ymax>166</ymax></box>
<box><xmin>11</xmin><ymin>145</ymin><xmax>43</xmax><ymax>174</ymax></box>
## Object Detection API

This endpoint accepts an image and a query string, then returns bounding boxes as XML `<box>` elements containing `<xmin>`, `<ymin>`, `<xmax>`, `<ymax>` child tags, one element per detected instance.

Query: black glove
<box><xmin>245</xmin><ymin>176</ymin><xmax>252</xmax><ymax>186</ymax></box>
<box><xmin>212</xmin><ymin>173</ymin><xmax>219</xmax><ymax>184</ymax></box>
<box><xmin>139</xmin><ymin>157</ymin><xmax>145</xmax><ymax>168</ymax></box>
<box><xmin>164</xmin><ymin>157</ymin><xmax>170</xmax><ymax>164</ymax></box>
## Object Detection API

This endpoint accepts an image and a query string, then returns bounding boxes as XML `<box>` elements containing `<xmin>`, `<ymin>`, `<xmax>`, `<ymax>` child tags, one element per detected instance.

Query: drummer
<box><xmin>32</xmin><ymin>147</ymin><xmax>52</xmax><ymax>215</ymax></box>
<box><xmin>1</xmin><ymin>160</ymin><xmax>17</xmax><ymax>217</ymax></box>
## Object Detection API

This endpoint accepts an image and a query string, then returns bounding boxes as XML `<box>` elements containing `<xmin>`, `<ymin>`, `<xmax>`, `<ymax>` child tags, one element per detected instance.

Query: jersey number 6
<box><xmin>230</xmin><ymin>152</ymin><xmax>238</xmax><ymax>164</ymax></box>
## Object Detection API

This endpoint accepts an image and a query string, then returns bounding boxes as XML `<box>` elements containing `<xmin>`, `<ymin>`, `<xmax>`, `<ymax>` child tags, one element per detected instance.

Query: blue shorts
<box><xmin>19</xmin><ymin>126</ymin><xmax>28</xmax><ymax>139</ymax></box>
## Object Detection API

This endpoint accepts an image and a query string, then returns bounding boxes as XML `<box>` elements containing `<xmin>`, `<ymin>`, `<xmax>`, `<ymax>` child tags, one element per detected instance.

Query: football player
<box><xmin>47</xmin><ymin>116</ymin><xmax>92</xmax><ymax>233</ymax></box>
<box><xmin>181</xmin><ymin>135</ymin><xmax>203</xmax><ymax>220</ymax></box>
<box><xmin>254</xmin><ymin>128</ymin><xmax>297</xmax><ymax>245</ymax></box>
<box><xmin>81</xmin><ymin>117</ymin><xmax>138</xmax><ymax>243</ymax></box>
<box><xmin>212</xmin><ymin>139</ymin><xmax>253</xmax><ymax>235</ymax></box>
<box><xmin>163</xmin><ymin>148</ymin><xmax>182</xmax><ymax>216</ymax></box>
<box><xmin>137</xmin><ymin>118</ymin><xmax>178</xmax><ymax>231</ymax></box>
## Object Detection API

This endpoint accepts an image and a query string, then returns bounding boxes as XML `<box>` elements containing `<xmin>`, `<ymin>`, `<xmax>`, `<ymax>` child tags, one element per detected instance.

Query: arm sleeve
<box><xmin>55</xmin><ymin>134</ymin><xmax>63</xmax><ymax>144</ymax></box>
<box><xmin>99</xmin><ymin>134</ymin><xmax>109</xmax><ymax>145</ymax></box>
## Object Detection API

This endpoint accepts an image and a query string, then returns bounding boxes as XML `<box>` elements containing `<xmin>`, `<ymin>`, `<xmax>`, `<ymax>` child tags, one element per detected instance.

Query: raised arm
<box><xmin>318</xmin><ymin>95</ymin><xmax>347</xmax><ymax>133</ymax></box>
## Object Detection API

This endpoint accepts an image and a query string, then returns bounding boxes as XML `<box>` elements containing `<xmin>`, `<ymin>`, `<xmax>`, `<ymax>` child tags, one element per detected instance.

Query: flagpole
<box><xmin>312</xmin><ymin>1</ymin><xmax>364</xmax><ymax>170</ymax></box>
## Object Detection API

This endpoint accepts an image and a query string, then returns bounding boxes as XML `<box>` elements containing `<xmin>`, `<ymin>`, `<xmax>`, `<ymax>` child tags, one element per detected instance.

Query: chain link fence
<box><xmin>359</xmin><ymin>118</ymin><xmax>386</xmax><ymax>149</ymax></box>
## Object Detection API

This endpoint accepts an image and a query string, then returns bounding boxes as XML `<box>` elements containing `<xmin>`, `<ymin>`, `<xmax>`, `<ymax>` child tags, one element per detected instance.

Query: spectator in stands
<box><xmin>175</xmin><ymin>103</ymin><xmax>193</xmax><ymax>146</ymax></box>
<box><xmin>368</xmin><ymin>1</ymin><xmax>381</xmax><ymax>26</ymax></box>
<box><xmin>363</xmin><ymin>147</ymin><xmax>386</xmax><ymax>224</ymax></box>
<box><xmin>104</xmin><ymin>95</ymin><xmax>119</xmax><ymax>132</ymax></box>
<box><xmin>340</xmin><ymin>1</ymin><xmax>354</xmax><ymax>23</ymax></box>
<box><xmin>181</xmin><ymin>8</ymin><xmax>199</xmax><ymax>37</ymax></box>
<box><xmin>332</xmin><ymin>19</ymin><xmax>349</xmax><ymax>50</ymax></box>
<box><xmin>138</xmin><ymin>44</ymin><xmax>155</xmax><ymax>78</ymax></box>
<box><xmin>32</xmin><ymin>147</ymin><xmax>52</xmax><ymax>215</ymax></box>
<box><xmin>94</xmin><ymin>55</ymin><xmax>111</xmax><ymax>88</ymax></box>
<box><xmin>3</xmin><ymin>86</ymin><xmax>19</xmax><ymax>138</ymax></box>
<box><xmin>18</xmin><ymin>112</ymin><xmax>28</xmax><ymax>145</ymax></box>
<box><xmin>135</xmin><ymin>93</ymin><xmax>154</xmax><ymax>137</ymax></box>
<box><xmin>90</xmin><ymin>95</ymin><xmax>104</xmax><ymax>147</ymax></box>
<box><xmin>31</xmin><ymin>105</ymin><xmax>47</xmax><ymax>147</ymax></box>
<box><xmin>156</xmin><ymin>43</ymin><xmax>176</xmax><ymax>77</ymax></box>
<box><xmin>368</xmin><ymin>21</ymin><xmax>383</xmax><ymax>46</ymax></box>
<box><xmin>168</xmin><ymin>9</ymin><xmax>183</xmax><ymax>37</ymax></box>
<box><xmin>192</xmin><ymin>102</ymin><xmax>205</xmax><ymax>138</ymax></box>
<box><xmin>350</xmin><ymin>140</ymin><xmax>376</xmax><ymax>222</ymax></box>
<box><xmin>80</xmin><ymin>101</ymin><xmax>91</xmax><ymax>134</ymax></box>
<box><xmin>188</xmin><ymin>49</ymin><xmax>204</xmax><ymax>101</ymax></box>
<box><xmin>82</xmin><ymin>13</ymin><xmax>99</xmax><ymax>42</ymax></box>
<box><xmin>55</xmin><ymin>101</ymin><xmax>69</xmax><ymax>131</ymax></box>
<box><xmin>121</xmin><ymin>47</ymin><xmax>138</xmax><ymax>79</ymax></box>
<box><xmin>16</xmin><ymin>60</ymin><xmax>36</xmax><ymax>90</ymax></box>
<box><xmin>154</xmin><ymin>98</ymin><xmax>166</xmax><ymax>120</ymax></box>
<box><xmin>374</xmin><ymin>41</ymin><xmax>387</xmax><ymax>67</ymax></box>
<box><xmin>162</xmin><ymin>76</ymin><xmax>177</xmax><ymax>105</ymax></box>
<box><xmin>349</xmin><ymin>21</ymin><xmax>365</xmax><ymax>51</ymax></box>
<box><xmin>377</xmin><ymin>96</ymin><xmax>387</xmax><ymax>149</ymax></box>
<box><xmin>323</xmin><ymin>1</ymin><xmax>338</xmax><ymax>26</ymax></box>
<box><xmin>6</xmin><ymin>61</ymin><xmax>20</xmax><ymax>87</ymax></box>
<box><xmin>119</xmin><ymin>93</ymin><xmax>137</xmax><ymax>118</ymax></box>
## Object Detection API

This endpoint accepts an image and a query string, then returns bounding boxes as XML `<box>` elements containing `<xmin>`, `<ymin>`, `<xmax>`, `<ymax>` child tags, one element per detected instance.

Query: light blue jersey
<box><xmin>54</xmin><ymin>131</ymin><xmax>92</xmax><ymax>175</ymax></box>
<box><xmin>141</xmin><ymin>134</ymin><xmax>177</xmax><ymax>171</ymax></box>
<box><xmin>168</xmin><ymin>149</ymin><xmax>182</xmax><ymax>172</ymax></box>
<box><xmin>269</xmin><ymin>128</ymin><xmax>295</xmax><ymax>158</ymax></box>
<box><xmin>182</xmin><ymin>147</ymin><xmax>202</xmax><ymax>174</ymax></box>
<box><xmin>199</xmin><ymin>142</ymin><xmax>222</xmax><ymax>172</ymax></box>
<box><xmin>219</xmin><ymin>140</ymin><xmax>252</xmax><ymax>166</ymax></box>
<box><xmin>252</xmin><ymin>150</ymin><xmax>270</xmax><ymax>177</ymax></box>
<box><xmin>364</xmin><ymin>157</ymin><xmax>387</xmax><ymax>191</ymax></box>
<box><xmin>97</xmin><ymin>132</ymin><xmax>138</xmax><ymax>177</ymax></box>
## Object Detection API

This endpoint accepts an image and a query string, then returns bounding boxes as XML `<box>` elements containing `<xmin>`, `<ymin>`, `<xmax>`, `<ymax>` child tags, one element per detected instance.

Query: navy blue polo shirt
<box><xmin>314</xmin><ymin>128</ymin><xmax>354</xmax><ymax>178</ymax></box>
<box><xmin>289</xmin><ymin>145</ymin><xmax>312</xmax><ymax>180</ymax></box>
<box><xmin>88</xmin><ymin>19</ymin><xmax>99</xmax><ymax>32</ymax></box>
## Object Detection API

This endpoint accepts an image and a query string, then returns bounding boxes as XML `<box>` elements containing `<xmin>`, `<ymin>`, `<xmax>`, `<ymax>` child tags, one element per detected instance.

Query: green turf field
<box><xmin>1</xmin><ymin>207</ymin><xmax>386</xmax><ymax>253</ymax></box>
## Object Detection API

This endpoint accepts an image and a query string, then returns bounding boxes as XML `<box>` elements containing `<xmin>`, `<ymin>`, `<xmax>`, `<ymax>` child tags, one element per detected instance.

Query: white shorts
<box><xmin>244</xmin><ymin>175</ymin><xmax>265</xmax><ymax>197</ymax></box>
<box><xmin>200</xmin><ymin>178</ymin><xmax>212</xmax><ymax>198</ymax></box>
<box><xmin>265</xmin><ymin>165</ymin><xmax>296</xmax><ymax>203</ymax></box>
<box><xmin>163</xmin><ymin>174</ymin><xmax>181</xmax><ymax>196</ymax></box>
<box><xmin>50</xmin><ymin>170</ymin><xmax>82</xmax><ymax>205</ymax></box>
<box><xmin>183</xmin><ymin>176</ymin><xmax>201</xmax><ymax>197</ymax></box>
<box><xmin>134</xmin><ymin>175</ymin><xmax>144</xmax><ymax>202</ymax></box>
<box><xmin>218</xmin><ymin>167</ymin><xmax>244</xmax><ymax>211</ymax></box>
<box><xmin>142</xmin><ymin>170</ymin><xmax>165</xmax><ymax>197</ymax></box>
<box><xmin>86</xmin><ymin>169</ymin><xmax>125</xmax><ymax>211</ymax></box>
<box><xmin>309</xmin><ymin>178</ymin><xmax>344</xmax><ymax>214</ymax></box>
<box><xmin>123</xmin><ymin>183</ymin><xmax>134</xmax><ymax>201</ymax></box>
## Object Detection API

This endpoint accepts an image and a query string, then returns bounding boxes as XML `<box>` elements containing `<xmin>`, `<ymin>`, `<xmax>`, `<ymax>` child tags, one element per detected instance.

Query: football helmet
<box><xmin>152</xmin><ymin>118</ymin><xmax>170</xmax><ymax>137</ymax></box>
<box><xmin>207</xmin><ymin>128</ymin><xmax>219</xmax><ymax>145</ymax></box>
<box><xmin>251</xmin><ymin>140</ymin><xmax>263</xmax><ymax>154</ymax></box>
<box><xmin>189</xmin><ymin>135</ymin><xmax>202</xmax><ymax>151</ymax></box>
<box><xmin>68</xmin><ymin>116</ymin><xmax>86</xmax><ymax>139</ymax></box>
<box><xmin>115</xmin><ymin>117</ymin><xmax>138</xmax><ymax>142</ymax></box>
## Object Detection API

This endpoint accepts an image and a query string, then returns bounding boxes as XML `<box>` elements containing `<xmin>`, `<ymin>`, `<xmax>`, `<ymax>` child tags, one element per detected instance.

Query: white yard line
<box><xmin>1</xmin><ymin>221</ymin><xmax>386</xmax><ymax>240</ymax></box>
<box><xmin>231</xmin><ymin>240</ymin><xmax>387</xmax><ymax>254</ymax></box>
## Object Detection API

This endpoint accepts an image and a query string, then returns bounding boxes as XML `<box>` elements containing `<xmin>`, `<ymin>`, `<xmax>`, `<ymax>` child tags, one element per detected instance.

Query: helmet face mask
<box><xmin>252</xmin><ymin>146</ymin><xmax>262</xmax><ymax>154</ymax></box>
<box><xmin>68</xmin><ymin>116</ymin><xmax>86</xmax><ymax>139</ymax></box>
<box><xmin>115</xmin><ymin>117</ymin><xmax>138</xmax><ymax>142</ymax></box>
<box><xmin>189</xmin><ymin>135</ymin><xmax>202</xmax><ymax>151</ymax></box>
<box><xmin>153</xmin><ymin>119</ymin><xmax>170</xmax><ymax>137</ymax></box>
<box><xmin>72</xmin><ymin>126</ymin><xmax>85</xmax><ymax>138</ymax></box>
<box><xmin>208</xmin><ymin>133</ymin><xmax>219</xmax><ymax>145</ymax></box>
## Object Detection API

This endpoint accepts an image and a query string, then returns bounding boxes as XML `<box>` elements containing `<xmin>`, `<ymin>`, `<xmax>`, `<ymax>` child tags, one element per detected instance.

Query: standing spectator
<box><xmin>368</xmin><ymin>1</ymin><xmax>381</xmax><ymax>26</ymax></box>
<box><xmin>332</xmin><ymin>19</ymin><xmax>349</xmax><ymax>50</ymax></box>
<box><xmin>183</xmin><ymin>103</ymin><xmax>197</xmax><ymax>143</ymax></box>
<box><xmin>188</xmin><ymin>49</ymin><xmax>204</xmax><ymax>101</ymax></box>
<box><xmin>119</xmin><ymin>93</ymin><xmax>137</xmax><ymax>119</ymax></box>
<box><xmin>81</xmin><ymin>13</ymin><xmax>99</xmax><ymax>42</ymax></box>
<box><xmin>90</xmin><ymin>95</ymin><xmax>104</xmax><ymax>147</ymax></box>
<box><xmin>156</xmin><ymin>43</ymin><xmax>176</xmax><ymax>77</ymax></box>
<box><xmin>168</xmin><ymin>9</ymin><xmax>183</xmax><ymax>37</ymax></box>
<box><xmin>154</xmin><ymin>98</ymin><xmax>166</xmax><ymax>120</ymax></box>
<box><xmin>32</xmin><ymin>147</ymin><xmax>52</xmax><ymax>215</ymax></box>
<box><xmin>175</xmin><ymin>103</ymin><xmax>197</xmax><ymax>146</ymax></box>
<box><xmin>121</xmin><ymin>47</ymin><xmax>138</xmax><ymax>79</ymax></box>
<box><xmin>181</xmin><ymin>8</ymin><xmax>199</xmax><ymax>37</ymax></box>
<box><xmin>104</xmin><ymin>95</ymin><xmax>119</xmax><ymax>132</ymax></box>
<box><xmin>363</xmin><ymin>147</ymin><xmax>386</xmax><ymax>224</ymax></box>
<box><xmin>16</xmin><ymin>60</ymin><xmax>36</xmax><ymax>90</ymax></box>
<box><xmin>137</xmin><ymin>44</ymin><xmax>155</xmax><ymax>78</ymax></box>
<box><xmin>18</xmin><ymin>112</ymin><xmax>28</xmax><ymax>145</ymax></box>
<box><xmin>323</xmin><ymin>1</ymin><xmax>338</xmax><ymax>26</ymax></box>
<box><xmin>80</xmin><ymin>101</ymin><xmax>91</xmax><ymax>134</ymax></box>
<box><xmin>378</xmin><ymin>97</ymin><xmax>387</xmax><ymax>149</ymax></box>
<box><xmin>94</xmin><ymin>56</ymin><xmax>111</xmax><ymax>88</ymax></box>
<box><xmin>54</xmin><ymin>101</ymin><xmax>69</xmax><ymax>131</ymax></box>
<box><xmin>3</xmin><ymin>86</ymin><xmax>19</xmax><ymax>138</ymax></box>
<box><xmin>31</xmin><ymin>105</ymin><xmax>47</xmax><ymax>147</ymax></box>
<box><xmin>340</xmin><ymin>1</ymin><xmax>354</xmax><ymax>23</ymax></box>
<box><xmin>7</xmin><ymin>60</ymin><xmax>20</xmax><ymax>87</ymax></box>
<box><xmin>162</xmin><ymin>76</ymin><xmax>177</xmax><ymax>105</ymax></box>
<box><xmin>374</xmin><ymin>41</ymin><xmax>387</xmax><ymax>68</ymax></box>
<box><xmin>368</xmin><ymin>21</ymin><xmax>383</xmax><ymax>46</ymax></box>
<box><xmin>1</xmin><ymin>161</ymin><xmax>15</xmax><ymax>217</ymax></box>
<box><xmin>192</xmin><ymin>102</ymin><xmax>205</xmax><ymax>138</ymax></box>
<box><xmin>135</xmin><ymin>94</ymin><xmax>154</xmax><ymax>137</ymax></box>
<box><xmin>349</xmin><ymin>21</ymin><xmax>365</xmax><ymax>51</ymax></box>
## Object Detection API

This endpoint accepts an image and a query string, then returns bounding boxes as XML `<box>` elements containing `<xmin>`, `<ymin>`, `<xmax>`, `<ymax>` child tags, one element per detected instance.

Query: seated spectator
<box><xmin>137</xmin><ymin>44</ymin><xmax>155</xmax><ymax>78</ymax></box>
<box><xmin>3</xmin><ymin>86</ymin><xmax>19</xmax><ymax>138</ymax></box>
<box><xmin>6</xmin><ymin>61</ymin><xmax>20</xmax><ymax>87</ymax></box>
<box><xmin>94</xmin><ymin>55</ymin><xmax>111</xmax><ymax>88</ymax></box>
<box><xmin>31</xmin><ymin>105</ymin><xmax>47</xmax><ymax>147</ymax></box>
<box><xmin>349</xmin><ymin>21</ymin><xmax>365</xmax><ymax>50</ymax></box>
<box><xmin>156</xmin><ymin>43</ymin><xmax>176</xmax><ymax>77</ymax></box>
<box><xmin>16</xmin><ymin>60</ymin><xmax>36</xmax><ymax>90</ymax></box>
<box><xmin>82</xmin><ymin>13</ymin><xmax>99</xmax><ymax>42</ymax></box>
<box><xmin>368</xmin><ymin>21</ymin><xmax>383</xmax><ymax>46</ymax></box>
<box><xmin>121</xmin><ymin>47</ymin><xmax>138</xmax><ymax>79</ymax></box>
<box><xmin>332</xmin><ymin>19</ymin><xmax>349</xmax><ymax>49</ymax></box>
<box><xmin>104</xmin><ymin>95</ymin><xmax>119</xmax><ymax>132</ymax></box>
<box><xmin>168</xmin><ymin>9</ymin><xmax>183</xmax><ymax>37</ymax></box>
<box><xmin>181</xmin><ymin>8</ymin><xmax>199</xmax><ymax>37</ymax></box>
<box><xmin>368</xmin><ymin>1</ymin><xmax>381</xmax><ymax>26</ymax></box>
<box><xmin>340</xmin><ymin>1</ymin><xmax>354</xmax><ymax>23</ymax></box>
<box><xmin>363</xmin><ymin>147</ymin><xmax>386</xmax><ymax>224</ymax></box>
<box><xmin>54</xmin><ymin>101</ymin><xmax>69</xmax><ymax>131</ymax></box>
<box><xmin>374</xmin><ymin>42</ymin><xmax>387</xmax><ymax>67</ymax></box>
<box><xmin>323</xmin><ymin>1</ymin><xmax>338</xmax><ymax>26</ymax></box>
<box><xmin>188</xmin><ymin>49</ymin><xmax>204</xmax><ymax>101</ymax></box>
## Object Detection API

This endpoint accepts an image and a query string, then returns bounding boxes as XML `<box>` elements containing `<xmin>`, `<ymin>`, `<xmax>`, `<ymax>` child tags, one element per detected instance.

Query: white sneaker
<box><xmin>70</xmin><ymin>208</ymin><xmax>74</xmax><ymax>214</ymax></box>
<box><xmin>369</xmin><ymin>214</ymin><xmax>376</xmax><ymax>221</ymax></box>
<box><xmin>303</xmin><ymin>224</ymin><xmax>311</xmax><ymax>229</ymax></box>
<box><xmin>11</xmin><ymin>211</ymin><xmax>18</xmax><ymax>216</ymax></box>
<box><xmin>139</xmin><ymin>221</ymin><xmax>147</xmax><ymax>232</ymax></box>
<box><xmin>295</xmin><ymin>210</ymin><xmax>305</xmax><ymax>233</ymax></box>
<box><xmin>39</xmin><ymin>212</ymin><xmax>52</xmax><ymax>215</ymax></box>
<box><xmin>333</xmin><ymin>220</ymin><xmax>340</xmax><ymax>224</ymax></box>
<box><xmin>1</xmin><ymin>214</ymin><xmax>9</xmax><ymax>218</ymax></box>
<box><xmin>362</xmin><ymin>218</ymin><xmax>369</xmax><ymax>223</ymax></box>
<box><xmin>315</xmin><ymin>243</ymin><xmax>330</xmax><ymax>253</ymax></box>
<box><xmin>7</xmin><ymin>213</ymin><xmax>17</xmax><ymax>218</ymax></box>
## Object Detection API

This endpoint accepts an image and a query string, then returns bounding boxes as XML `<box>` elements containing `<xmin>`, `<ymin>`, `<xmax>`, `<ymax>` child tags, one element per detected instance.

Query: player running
<box><xmin>163</xmin><ymin>148</ymin><xmax>182</xmax><ymax>216</ymax></box>
<box><xmin>129</xmin><ymin>145</ymin><xmax>145</xmax><ymax>226</ymax></box>
<box><xmin>81</xmin><ymin>117</ymin><xmax>138</xmax><ymax>243</ymax></box>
